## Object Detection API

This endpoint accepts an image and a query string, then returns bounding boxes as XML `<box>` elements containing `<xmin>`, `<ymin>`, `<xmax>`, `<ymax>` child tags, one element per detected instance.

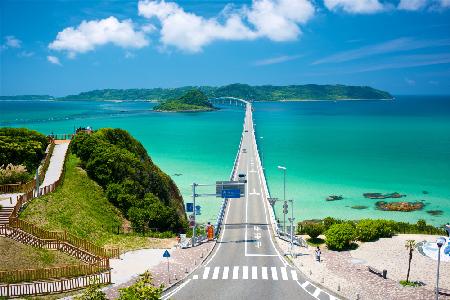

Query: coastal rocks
<box><xmin>426</xmin><ymin>210</ymin><xmax>443</xmax><ymax>216</ymax></box>
<box><xmin>326</xmin><ymin>195</ymin><xmax>344</xmax><ymax>201</ymax></box>
<box><xmin>376</xmin><ymin>201</ymin><xmax>424</xmax><ymax>212</ymax></box>
<box><xmin>351</xmin><ymin>205</ymin><xmax>368</xmax><ymax>210</ymax></box>
<box><xmin>363</xmin><ymin>192</ymin><xmax>405</xmax><ymax>199</ymax></box>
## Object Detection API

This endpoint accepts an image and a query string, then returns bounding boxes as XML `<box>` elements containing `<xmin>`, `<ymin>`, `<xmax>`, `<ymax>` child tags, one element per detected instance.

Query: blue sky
<box><xmin>1</xmin><ymin>0</ymin><xmax>450</xmax><ymax>96</ymax></box>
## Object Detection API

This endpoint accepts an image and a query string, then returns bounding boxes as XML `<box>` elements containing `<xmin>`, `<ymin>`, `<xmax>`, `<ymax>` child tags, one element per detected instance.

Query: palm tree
<box><xmin>405</xmin><ymin>239</ymin><xmax>416</xmax><ymax>283</ymax></box>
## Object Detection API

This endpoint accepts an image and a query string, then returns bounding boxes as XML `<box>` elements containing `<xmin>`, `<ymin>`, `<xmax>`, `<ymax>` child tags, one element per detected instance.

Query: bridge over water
<box><xmin>164</xmin><ymin>99</ymin><xmax>338</xmax><ymax>300</ymax></box>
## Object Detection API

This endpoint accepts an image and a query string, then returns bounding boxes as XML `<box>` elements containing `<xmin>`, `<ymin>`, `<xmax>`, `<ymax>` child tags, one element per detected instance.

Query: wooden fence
<box><xmin>0</xmin><ymin>271</ymin><xmax>111</xmax><ymax>298</ymax></box>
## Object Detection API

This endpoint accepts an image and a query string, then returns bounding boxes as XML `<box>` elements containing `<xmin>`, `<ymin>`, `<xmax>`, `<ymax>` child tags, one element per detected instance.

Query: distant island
<box><xmin>0</xmin><ymin>83</ymin><xmax>393</xmax><ymax>101</ymax></box>
<box><xmin>153</xmin><ymin>89</ymin><xmax>215</xmax><ymax>112</ymax></box>
<box><xmin>0</xmin><ymin>95</ymin><xmax>55</xmax><ymax>100</ymax></box>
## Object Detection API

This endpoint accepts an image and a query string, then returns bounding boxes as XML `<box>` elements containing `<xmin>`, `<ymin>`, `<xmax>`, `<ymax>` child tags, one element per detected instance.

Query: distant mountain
<box><xmin>0</xmin><ymin>95</ymin><xmax>55</xmax><ymax>100</ymax></box>
<box><xmin>153</xmin><ymin>89</ymin><xmax>214</xmax><ymax>112</ymax></box>
<box><xmin>0</xmin><ymin>84</ymin><xmax>393</xmax><ymax>101</ymax></box>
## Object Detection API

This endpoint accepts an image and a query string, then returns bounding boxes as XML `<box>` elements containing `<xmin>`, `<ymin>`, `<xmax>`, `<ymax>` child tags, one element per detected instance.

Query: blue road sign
<box><xmin>186</xmin><ymin>203</ymin><xmax>193</xmax><ymax>212</ymax></box>
<box><xmin>195</xmin><ymin>205</ymin><xmax>201</xmax><ymax>215</ymax></box>
<box><xmin>221</xmin><ymin>189</ymin><xmax>241</xmax><ymax>198</ymax></box>
<box><xmin>163</xmin><ymin>250</ymin><xmax>171</xmax><ymax>258</ymax></box>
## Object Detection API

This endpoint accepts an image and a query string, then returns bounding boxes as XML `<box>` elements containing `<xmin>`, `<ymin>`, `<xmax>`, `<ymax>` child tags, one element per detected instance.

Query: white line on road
<box><xmin>161</xmin><ymin>279</ymin><xmax>191</xmax><ymax>300</ymax></box>
<box><xmin>262</xmin><ymin>267</ymin><xmax>268</xmax><ymax>280</ymax></box>
<box><xmin>203</xmin><ymin>267</ymin><xmax>210</xmax><ymax>279</ymax></box>
<box><xmin>243</xmin><ymin>266</ymin><xmax>249</xmax><ymax>279</ymax></box>
<box><xmin>280</xmin><ymin>267</ymin><xmax>288</xmax><ymax>280</ymax></box>
<box><xmin>223</xmin><ymin>266</ymin><xmax>229</xmax><ymax>279</ymax></box>
<box><xmin>212</xmin><ymin>267</ymin><xmax>220</xmax><ymax>280</ymax></box>
<box><xmin>233</xmin><ymin>266</ymin><xmax>239</xmax><ymax>279</ymax></box>
<box><xmin>252</xmin><ymin>266</ymin><xmax>258</xmax><ymax>279</ymax></box>
<box><xmin>193</xmin><ymin>275</ymin><xmax>198</xmax><ymax>280</ymax></box>
<box><xmin>291</xmin><ymin>269</ymin><xmax>298</xmax><ymax>281</ymax></box>
<box><xmin>271</xmin><ymin>267</ymin><xmax>278</xmax><ymax>281</ymax></box>
<box><xmin>301</xmin><ymin>281</ymin><xmax>310</xmax><ymax>288</ymax></box>
<box><xmin>312</xmin><ymin>288</ymin><xmax>321</xmax><ymax>297</ymax></box>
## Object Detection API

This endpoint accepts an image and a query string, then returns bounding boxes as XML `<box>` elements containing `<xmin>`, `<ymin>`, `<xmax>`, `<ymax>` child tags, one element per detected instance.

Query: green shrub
<box><xmin>323</xmin><ymin>217</ymin><xmax>342</xmax><ymax>230</ymax></box>
<box><xmin>325</xmin><ymin>223</ymin><xmax>356</xmax><ymax>251</ymax></box>
<box><xmin>0</xmin><ymin>164</ymin><xmax>32</xmax><ymax>184</ymax></box>
<box><xmin>356</xmin><ymin>219</ymin><xmax>379</xmax><ymax>242</ymax></box>
<box><xmin>75</xmin><ymin>282</ymin><xmax>107</xmax><ymax>300</ymax></box>
<box><xmin>0</xmin><ymin>128</ymin><xmax>48</xmax><ymax>173</ymax></box>
<box><xmin>118</xmin><ymin>271</ymin><xmax>162</xmax><ymax>300</ymax></box>
<box><xmin>303</xmin><ymin>223</ymin><xmax>325</xmax><ymax>239</ymax></box>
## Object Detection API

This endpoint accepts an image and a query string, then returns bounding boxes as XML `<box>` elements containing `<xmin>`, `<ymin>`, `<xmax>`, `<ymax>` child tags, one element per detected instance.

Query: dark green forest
<box><xmin>70</xmin><ymin>128</ymin><xmax>187</xmax><ymax>232</ymax></box>
<box><xmin>153</xmin><ymin>89</ymin><xmax>214</xmax><ymax>111</ymax></box>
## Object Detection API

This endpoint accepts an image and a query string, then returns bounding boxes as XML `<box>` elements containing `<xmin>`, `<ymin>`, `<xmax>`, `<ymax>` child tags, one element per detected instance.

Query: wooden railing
<box><xmin>0</xmin><ymin>271</ymin><xmax>111</xmax><ymax>298</ymax></box>
<box><xmin>0</xmin><ymin>262</ymin><xmax>109</xmax><ymax>284</ymax></box>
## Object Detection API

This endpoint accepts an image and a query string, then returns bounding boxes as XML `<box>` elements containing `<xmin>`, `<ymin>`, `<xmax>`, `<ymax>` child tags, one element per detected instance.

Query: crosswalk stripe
<box><xmin>203</xmin><ymin>267</ymin><xmax>210</xmax><ymax>280</ymax></box>
<box><xmin>271</xmin><ymin>267</ymin><xmax>278</xmax><ymax>280</ymax></box>
<box><xmin>223</xmin><ymin>266</ymin><xmax>229</xmax><ymax>280</ymax></box>
<box><xmin>301</xmin><ymin>281</ymin><xmax>310</xmax><ymax>288</ymax></box>
<box><xmin>233</xmin><ymin>266</ymin><xmax>239</xmax><ymax>279</ymax></box>
<box><xmin>252</xmin><ymin>266</ymin><xmax>258</xmax><ymax>279</ymax></box>
<box><xmin>281</xmin><ymin>267</ymin><xmax>288</xmax><ymax>280</ymax></box>
<box><xmin>291</xmin><ymin>270</ymin><xmax>298</xmax><ymax>281</ymax></box>
<box><xmin>212</xmin><ymin>267</ymin><xmax>220</xmax><ymax>280</ymax></box>
<box><xmin>262</xmin><ymin>267</ymin><xmax>268</xmax><ymax>280</ymax></box>
<box><xmin>193</xmin><ymin>275</ymin><xmax>198</xmax><ymax>280</ymax></box>
<box><xmin>243</xmin><ymin>266</ymin><xmax>249</xmax><ymax>279</ymax></box>
<box><xmin>312</xmin><ymin>288</ymin><xmax>321</xmax><ymax>297</ymax></box>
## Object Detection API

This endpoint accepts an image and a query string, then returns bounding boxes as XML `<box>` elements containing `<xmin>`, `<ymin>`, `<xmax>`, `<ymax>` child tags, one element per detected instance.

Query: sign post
<box><xmin>163</xmin><ymin>250</ymin><xmax>171</xmax><ymax>283</ymax></box>
<box><xmin>283</xmin><ymin>201</ymin><xmax>288</xmax><ymax>234</ymax></box>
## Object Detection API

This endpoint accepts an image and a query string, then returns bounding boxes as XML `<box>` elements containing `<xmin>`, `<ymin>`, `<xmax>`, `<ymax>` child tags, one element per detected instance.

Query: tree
<box><xmin>325</xmin><ymin>223</ymin><xmax>356</xmax><ymax>251</ymax></box>
<box><xmin>405</xmin><ymin>240</ymin><xmax>416</xmax><ymax>283</ymax></box>
<box><xmin>303</xmin><ymin>223</ymin><xmax>325</xmax><ymax>240</ymax></box>
<box><xmin>74</xmin><ymin>282</ymin><xmax>107</xmax><ymax>300</ymax></box>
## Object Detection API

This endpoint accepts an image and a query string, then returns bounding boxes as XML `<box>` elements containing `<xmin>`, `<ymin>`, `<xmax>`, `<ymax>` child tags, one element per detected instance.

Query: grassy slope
<box><xmin>20</xmin><ymin>154</ymin><xmax>175</xmax><ymax>252</ymax></box>
<box><xmin>0</xmin><ymin>237</ymin><xmax>81</xmax><ymax>271</ymax></box>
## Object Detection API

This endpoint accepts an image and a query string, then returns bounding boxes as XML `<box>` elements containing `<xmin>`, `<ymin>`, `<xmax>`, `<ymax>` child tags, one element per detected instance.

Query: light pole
<box><xmin>260</xmin><ymin>137</ymin><xmax>263</xmax><ymax>167</ymax></box>
<box><xmin>288</xmin><ymin>199</ymin><xmax>295</xmax><ymax>255</ymax></box>
<box><xmin>278</xmin><ymin>166</ymin><xmax>286</xmax><ymax>233</ymax></box>
<box><xmin>436</xmin><ymin>237</ymin><xmax>446</xmax><ymax>300</ymax></box>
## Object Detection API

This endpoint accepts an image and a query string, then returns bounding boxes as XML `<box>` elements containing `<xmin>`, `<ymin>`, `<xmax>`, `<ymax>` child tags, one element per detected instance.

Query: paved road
<box><xmin>163</xmin><ymin>102</ymin><xmax>338</xmax><ymax>300</ymax></box>
<box><xmin>40</xmin><ymin>142</ymin><xmax>69</xmax><ymax>187</ymax></box>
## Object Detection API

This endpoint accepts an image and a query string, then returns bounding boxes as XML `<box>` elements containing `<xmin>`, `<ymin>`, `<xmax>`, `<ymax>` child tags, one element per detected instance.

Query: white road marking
<box><xmin>252</xmin><ymin>266</ymin><xmax>258</xmax><ymax>279</ymax></box>
<box><xmin>193</xmin><ymin>275</ymin><xmax>198</xmax><ymax>280</ymax></box>
<box><xmin>233</xmin><ymin>266</ymin><xmax>239</xmax><ymax>279</ymax></box>
<box><xmin>262</xmin><ymin>267</ymin><xmax>268</xmax><ymax>280</ymax></box>
<box><xmin>312</xmin><ymin>288</ymin><xmax>321</xmax><ymax>297</ymax></box>
<box><xmin>243</xmin><ymin>266</ymin><xmax>249</xmax><ymax>279</ymax></box>
<box><xmin>280</xmin><ymin>267</ymin><xmax>288</xmax><ymax>280</ymax></box>
<box><xmin>203</xmin><ymin>267</ymin><xmax>210</xmax><ymax>279</ymax></box>
<box><xmin>222</xmin><ymin>266</ymin><xmax>229</xmax><ymax>279</ymax></box>
<box><xmin>271</xmin><ymin>267</ymin><xmax>278</xmax><ymax>281</ymax></box>
<box><xmin>255</xmin><ymin>241</ymin><xmax>262</xmax><ymax>248</ymax></box>
<box><xmin>291</xmin><ymin>269</ymin><xmax>298</xmax><ymax>281</ymax></box>
<box><xmin>301</xmin><ymin>281</ymin><xmax>310</xmax><ymax>288</ymax></box>
<box><xmin>254</xmin><ymin>226</ymin><xmax>260</xmax><ymax>231</ymax></box>
<box><xmin>161</xmin><ymin>279</ymin><xmax>192</xmax><ymax>300</ymax></box>
<box><xmin>212</xmin><ymin>267</ymin><xmax>220</xmax><ymax>280</ymax></box>
<box><xmin>254</xmin><ymin>232</ymin><xmax>262</xmax><ymax>240</ymax></box>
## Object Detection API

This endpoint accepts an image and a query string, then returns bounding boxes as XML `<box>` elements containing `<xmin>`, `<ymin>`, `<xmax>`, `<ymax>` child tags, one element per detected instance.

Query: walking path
<box><xmin>40</xmin><ymin>141</ymin><xmax>70</xmax><ymax>187</ymax></box>
<box><xmin>277</xmin><ymin>235</ymin><xmax>450</xmax><ymax>300</ymax></box>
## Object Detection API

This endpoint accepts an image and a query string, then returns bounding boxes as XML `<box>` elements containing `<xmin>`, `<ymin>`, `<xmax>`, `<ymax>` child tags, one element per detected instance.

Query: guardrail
<box><xmin>213</xmin><ymin>101</ymin><xmax>247</xmax><ymax>236</ymax></box>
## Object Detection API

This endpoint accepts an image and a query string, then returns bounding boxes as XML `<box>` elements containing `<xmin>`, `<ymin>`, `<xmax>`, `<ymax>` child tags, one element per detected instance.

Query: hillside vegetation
<box><xmin>70</xmin><ymin>128</ymin><xmax>187</xmax><ymax>232</ymax></box>
<box><xmin>21</xmin><ymin>154</ymin><xmax>176</xmax><ymax>251</ymax></box>
<box><xmin>153</xmin><ymin>89</ymin><xmax>214</xmax><ymax>112</ymax></box>
<box><xmin>1</xmin><ymin>84</ymin><xmax>392</xmax><ymax>101</ymax></box>
<box><xmin>0</xmin><ymin>128</ymin><xmax>49</xmax><ymax>183</ymax></box>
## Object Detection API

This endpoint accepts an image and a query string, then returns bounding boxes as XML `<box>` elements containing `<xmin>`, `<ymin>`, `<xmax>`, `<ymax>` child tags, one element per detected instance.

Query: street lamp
<box><xmin>277</xmin><ymin>166</ymin><xmax>286</xmax><ymax>233</ymax></box>
<box><xmin>436</xmin><ymin>236</ymin><xmax>447</xmax><ymax>300</ymax></box>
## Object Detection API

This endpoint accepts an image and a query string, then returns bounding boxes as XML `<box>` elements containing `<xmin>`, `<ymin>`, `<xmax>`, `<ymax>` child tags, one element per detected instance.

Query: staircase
<box><xmin>0</xmin><ymin>206</ymin><xmax>13</xmax><ymax>225</ymax></box>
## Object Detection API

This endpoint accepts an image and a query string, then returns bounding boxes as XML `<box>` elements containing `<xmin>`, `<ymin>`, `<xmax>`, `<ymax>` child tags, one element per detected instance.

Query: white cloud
<box><xmin>323</xmin><ymin>0</ymin><xmax>384</xmax><ymax>13</ymax></box>
<box><xmin>313</xmin><ymin>37</ymin><xmax>450</xmax><ymax>64</ymax></box>
<box><xmin>404</xmin><ymin>77</ymin><xmax>416</xmax><ymax>85</ymax></box>
<box><xmin>2</xmin><ymin>35</ymin><xmax>22</xmax><ymax>49</ymax></box>
<box><xmin>440</xmin><ymin>0</ymin><xmax>450</xmax><ymax>7</ymax></box>
<box><xmin>138</xmin><ymin>0</ymin><xmax>314</xmax><ymax>52</ymax></box>
<box><xmin>18</xmin><ymin>51</ymin><xmax>34</xmax><ymax>58</ymax></box>
<box><xmin>254</xmin><ymin>54</ymin><xmax>302</xmax><ymax>65</ymax></box>
<box><xmin>398</xmin><ymin>0</ymin><xmax>428</xmax><ymax>10</ymax></box>
<box><xmin>49</xmin><ymin>16</ymin><xmax>149</xmax><ymax>56</ymax></box>
<box><xmin>47</xmin><ymin>55</ymin><xmax>62</xmax><ymax>65</ymax></box>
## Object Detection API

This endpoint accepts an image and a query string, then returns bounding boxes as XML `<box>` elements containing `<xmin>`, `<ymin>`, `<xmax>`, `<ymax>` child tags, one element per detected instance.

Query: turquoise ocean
<box><xmin>1</xmin><ymin>96</ymin><xmax>449</xmax><ymax>226</ymax></box>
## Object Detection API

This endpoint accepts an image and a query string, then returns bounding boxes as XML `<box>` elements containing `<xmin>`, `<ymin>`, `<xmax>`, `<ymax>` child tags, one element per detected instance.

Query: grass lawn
<box><xmin>0</xmin><ymin>237</ymin><xmax>81</xmax><ymax>271</ymax></box>
<box><xmin>20</xmin><ymin>153</ymin><xmax>175</xmax><ymax>252</ymax></box>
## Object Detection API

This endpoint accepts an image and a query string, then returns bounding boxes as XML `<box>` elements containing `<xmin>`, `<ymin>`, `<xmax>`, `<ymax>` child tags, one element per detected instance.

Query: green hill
<box><xmin>153</xmin><ymin>89</ymin><xmax>214</xmax><ymax>112</ymax></box>
<box><xmin>1</xmin><ymin>84</ymin><xmax>392</xmax><ymax>101</ymax></box>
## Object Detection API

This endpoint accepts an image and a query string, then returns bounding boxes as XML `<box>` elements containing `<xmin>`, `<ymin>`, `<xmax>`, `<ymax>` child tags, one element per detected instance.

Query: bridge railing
<box><xmin>214</xmin><ymin>100</ymin><xmax>247</xmax><ymax>236</ymax></box>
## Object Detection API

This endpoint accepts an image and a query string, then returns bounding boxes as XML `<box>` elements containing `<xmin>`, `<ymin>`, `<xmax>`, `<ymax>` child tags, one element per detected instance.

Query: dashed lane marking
<box><xmin>203</xmin><ymin>267</ymin><xmax>210</xmax><ymax>280</ymax></box>
<box><xmin>223</xmin><ymin>266</ymin><xmax>229</xmax><ymax>280</ymax></box>
<box><xmin>271</xmin><ymin>267</ymin><xmax>278</xmax><ymax>281</ymax></box>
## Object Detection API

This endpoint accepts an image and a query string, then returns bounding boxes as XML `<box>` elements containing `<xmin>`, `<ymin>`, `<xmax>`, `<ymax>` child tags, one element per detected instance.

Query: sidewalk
<box><xmin>104</xmin><ymin>241</ymin><xmax>215</xmax><ymax>299</ymax></box>
<box><xmin>277</xmin><ymin>236</ymin><xmax>450</xmax><ymax>300</ymax></box>
<box><xmin>40</xmin><ymin>141</ymin><xmax>69</xmax><ymax>187</ymax></box>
